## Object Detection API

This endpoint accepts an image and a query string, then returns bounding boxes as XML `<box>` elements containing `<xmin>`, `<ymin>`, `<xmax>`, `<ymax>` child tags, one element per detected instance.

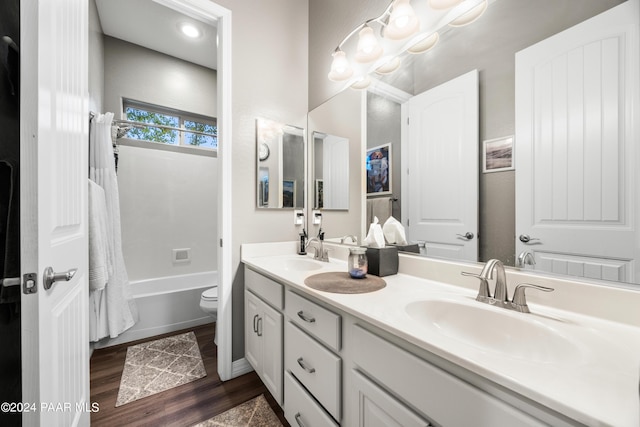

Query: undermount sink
<box><xmin>405</xmin><ymin>298</ymin><xmax>584</xmax><ymax>364</ymax></box>
<box><xmin>280</xmin><ymin>257</ymin><xmax>324</xmax><ymax>272</ymax></box>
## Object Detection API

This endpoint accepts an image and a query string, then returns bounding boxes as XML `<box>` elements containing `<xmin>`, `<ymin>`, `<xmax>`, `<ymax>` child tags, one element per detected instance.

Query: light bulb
<box><xmin>449</xmin><ymin>0</ymin><xmax>488</xmax><ymax>27</ymax></box>
<box><xmin>328</xmin><ymin>50</ymin><xmax>353</xmax><ymax>81</ymax></box>
<box><xmin>384</xmin><ymin>0</ymin><xmax>419</xmax><ymax>40</ymax></box>
<box><xmin>351</xmin><ymin>77</ymin><xmax>371</xmax><ymax>90</ymax></box>
<box><xmin>355</xmin><ymin>26</ymin><xmax>383</xmax><ymax>63</ymax></box>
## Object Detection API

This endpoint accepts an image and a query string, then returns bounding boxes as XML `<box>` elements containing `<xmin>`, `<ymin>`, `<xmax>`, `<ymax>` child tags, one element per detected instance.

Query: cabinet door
<box><xmin>261</xmin><ymin>302</ymin><xmax>283</xmax><ymax>405</ymax></box>
<box><xmin>244</xmin><ymin>291</ymin><xmax>262</xmax><ymax>373</ymax></box>
<box><xmin>353</xmin><ymin>371</ymin><xmax>430</xmax><ymax>427</ymax></box>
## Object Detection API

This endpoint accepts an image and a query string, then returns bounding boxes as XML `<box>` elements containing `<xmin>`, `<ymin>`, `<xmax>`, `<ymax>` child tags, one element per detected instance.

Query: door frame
<box><xmin>154</xmin><ymin>0</ymin><xmax>234</xmax><ymax>381</ymax></box>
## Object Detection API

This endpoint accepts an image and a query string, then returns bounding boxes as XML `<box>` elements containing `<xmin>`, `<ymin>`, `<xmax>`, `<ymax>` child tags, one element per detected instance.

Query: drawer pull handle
<box><xmin>297</xmin><ymin>357</ymin><xmax>316</xmax><ymax>374</ymax></box>
<box><xmin>297</xmin><ymin>310</ymin><xmax>316</xmax><ymax>323</ymax></box>
<box><xmin>253</xmin><ymin>314</ymin><xmax>259</xmax><ymax>333</ymax></box>
<box><xmin>294</xmin><ymin>412</ymin><xmax>307</xmax><ymax>427</ymax></box>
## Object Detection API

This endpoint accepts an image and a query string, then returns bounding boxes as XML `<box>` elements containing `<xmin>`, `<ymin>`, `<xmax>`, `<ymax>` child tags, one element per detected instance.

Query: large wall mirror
<box><xmin>256</xmin><ymin>118</ymin><xmax>305</xmax><ymax>209</ymax></box>
<box><xmin>312</xmin><ymin>0</ymin><xmax>640</xmax><ymax>288</ymax></box>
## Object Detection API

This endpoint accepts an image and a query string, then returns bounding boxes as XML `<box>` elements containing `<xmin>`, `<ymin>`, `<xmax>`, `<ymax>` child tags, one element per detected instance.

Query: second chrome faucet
<box><xmin>462</xmin><ymin>259</ymin><xmax>554</xmax><ymax>313</ymax></box>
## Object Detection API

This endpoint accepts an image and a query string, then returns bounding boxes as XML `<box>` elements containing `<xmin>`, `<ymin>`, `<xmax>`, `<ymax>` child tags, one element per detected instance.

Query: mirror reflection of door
<box><xmin>313</xmin><ymin>132</ymin><xmax>349</xmax><ymax>210</ymax></box>
<box><xmin>515</xmin><ymin>1</ymin><xmax>639</xmax><ymax>284</ymax></box>
<box><xmin>405</xmin><ymin>70</ymin><xmax>479</xmax><ymax>262</ymax></box>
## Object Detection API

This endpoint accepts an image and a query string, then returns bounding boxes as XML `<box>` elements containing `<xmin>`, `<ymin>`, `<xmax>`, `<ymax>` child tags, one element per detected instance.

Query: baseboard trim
<box><xmin>231</xmin><ymin>358</ymin><xmax>253</xmax><ymax>378</ymax></box>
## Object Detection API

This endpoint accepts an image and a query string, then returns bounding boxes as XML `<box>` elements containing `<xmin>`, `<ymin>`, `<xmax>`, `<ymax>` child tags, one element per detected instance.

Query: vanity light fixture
<box><xmin>350</xmin><ymin>76</ymin><xmax>372</xmax><ymax>90</ymax></box>
<box><xmin>179</xmin><ymin>22</ymin><xmax>201</xmax><ymax>39</ymax></box>
<box><xmin>384</xmin><ymin>0</ymin><xmax>420</xmax><ymax>40</ymax></box>
<box><xmin>407</xmin><ymin>32</ymin><xmax>439</xmax><ymax>54</ymax></box>
<box><xmin>327</xmin><ymin>0</ymin><xmax>489</xmax><ymax>87</ymax></box>
<box><xmin>448</xmin><ymin>0</ymin><xmax>488</xmax><ymax>27</ymax></box>
<box><xmin>355</xmin><ymin>26</ymin><xmax>383</xmax><ymax>63</ymax></box>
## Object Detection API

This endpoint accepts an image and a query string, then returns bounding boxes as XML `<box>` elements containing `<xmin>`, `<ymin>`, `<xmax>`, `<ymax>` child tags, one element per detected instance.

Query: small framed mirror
<box><xmin>256</xmin><ymin>118</ymin><xmax>305</xmax><ymax>209</ymax></box>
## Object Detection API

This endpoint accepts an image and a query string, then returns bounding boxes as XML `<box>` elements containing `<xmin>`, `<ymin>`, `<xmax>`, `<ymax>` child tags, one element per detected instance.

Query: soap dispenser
<box><xmin>298</xmin><ymin>229</ymin><xmax>307</xmax><ymax>255</ymax></box>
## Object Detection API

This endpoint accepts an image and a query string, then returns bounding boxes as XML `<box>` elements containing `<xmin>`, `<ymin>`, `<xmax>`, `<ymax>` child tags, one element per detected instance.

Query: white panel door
<box><xmin>244</xmin><ymin>291</ymin><xmax>262</xmax><ymax>373</ymax></box>
<box><xmin>515</xmin><ymin>1</ymin><xmax>639</xmax><ymax>283</ymax></box>
<box><xmin>405</xmin><ymin>70</ymin><xmax>479</xmax><ymax>261</ymax></box>
<box><xmin>259</xmin><ymin>302</ymin><xmax>283</xmax><ymax>405</ymax></box>
<box><xmin>21</xmin><ymin>0</ymin><xmax>89</xmax><ymax>425</ymax></box>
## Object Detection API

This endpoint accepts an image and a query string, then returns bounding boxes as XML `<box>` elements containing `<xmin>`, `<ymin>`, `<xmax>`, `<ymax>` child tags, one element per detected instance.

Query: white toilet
<box><xmin>199</xmin><ymin>286</ymin><xmax>218</xmax><ymax>321</ymax></box>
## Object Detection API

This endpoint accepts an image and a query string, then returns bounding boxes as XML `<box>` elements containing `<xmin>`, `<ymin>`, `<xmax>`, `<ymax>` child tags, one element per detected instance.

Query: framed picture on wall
<box><xmin>282</xmin><ymin>180</ymin><xmax>296</xmax><ymax>208</ymax></box>
<box><xmin>483</xmin><ymin>136</ymin><xmax>514</xmax><ymax>173</ymax></box>
<box><xmin>366</xmin><ymin>143</ymin><xmax>392</xmax><ymax>195</ymax></box>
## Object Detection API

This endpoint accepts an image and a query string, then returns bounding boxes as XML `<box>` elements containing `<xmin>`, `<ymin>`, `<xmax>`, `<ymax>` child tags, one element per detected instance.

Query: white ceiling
<box><xmin>95</xmin><ymin>0</ymin><xmax>218</xmax><ymax>70</ymax></box>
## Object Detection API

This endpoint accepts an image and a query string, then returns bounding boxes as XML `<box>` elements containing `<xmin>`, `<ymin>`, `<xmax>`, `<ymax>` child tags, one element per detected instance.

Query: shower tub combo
<box><xmin>94</xmin><ymin>271</ymin><xmax>217</xmax><ymax>348</ymax></box>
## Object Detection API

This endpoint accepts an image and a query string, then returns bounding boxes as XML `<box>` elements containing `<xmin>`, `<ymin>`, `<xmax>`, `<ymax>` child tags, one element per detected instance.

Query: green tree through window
<box><xmin>122</xmin><ymin>101</ymin><xmax>217</xmax><ymax>150</ymax></box>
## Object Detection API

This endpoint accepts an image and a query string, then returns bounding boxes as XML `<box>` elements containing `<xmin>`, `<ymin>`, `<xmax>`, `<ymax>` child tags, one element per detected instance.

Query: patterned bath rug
<box><xmin>115</xmin><ymin>331</ymin><xmax>206</xmax><ymax>407</ymax></box>
<box><xmin>192</xmin><ymin>394</ymin><xmax>283</xmax><ymax>427</ymax></box>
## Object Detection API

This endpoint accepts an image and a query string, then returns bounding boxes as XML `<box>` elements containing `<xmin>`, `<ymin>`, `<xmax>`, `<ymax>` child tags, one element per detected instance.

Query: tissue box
<box><xmin>366</xmin><ymin>246</ymin><xmax>398</xmax><ymax>277</ymax></box>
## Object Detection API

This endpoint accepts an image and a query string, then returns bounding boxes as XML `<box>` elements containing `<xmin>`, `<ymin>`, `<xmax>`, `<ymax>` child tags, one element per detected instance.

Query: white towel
<box><xmin>367</xmin><ymin>197</ymin><xmax>392</xmax><ymax>227</ymax></box>
<box><xmin>88</xmin><ymin>179</ymin><xmax>113</xmax><ymax>292</ymax></box>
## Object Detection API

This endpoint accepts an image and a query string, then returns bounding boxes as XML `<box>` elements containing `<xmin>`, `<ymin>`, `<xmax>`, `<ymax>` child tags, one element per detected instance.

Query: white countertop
<box><xmin>242</xmin><ymin>243</ymin><xmax>640</xmax><ymax>426</ymax></box>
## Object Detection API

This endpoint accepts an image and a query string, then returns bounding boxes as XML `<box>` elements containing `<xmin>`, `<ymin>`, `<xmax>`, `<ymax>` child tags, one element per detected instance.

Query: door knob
<box><xmin>43</xmin><ymin>267</ymin><xmax>77</xmax><ymax>290</ymax></box>
<box><xmin>519</xmin><ymin>234</ymin><xmax>540</xmax><ymax>244</ymax></box>
<box><xmin>456</xmin><ymin>232</ymin><xmax>474</xmax><ymax>240</ymax></box>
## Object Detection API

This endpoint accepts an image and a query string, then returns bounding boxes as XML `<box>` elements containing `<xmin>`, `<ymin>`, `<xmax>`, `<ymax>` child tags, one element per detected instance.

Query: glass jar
<box><xmin>348</xmin><ymin>247</ymin><xmax>368</xmax><ymax>279</ymax></box>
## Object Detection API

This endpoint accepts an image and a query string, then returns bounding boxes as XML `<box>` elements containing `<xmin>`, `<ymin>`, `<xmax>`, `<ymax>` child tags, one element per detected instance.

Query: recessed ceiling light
<box><xmin>179</xmin><ymin>22</ymin><xmax>201</xmax><ymax>39</ymax></box>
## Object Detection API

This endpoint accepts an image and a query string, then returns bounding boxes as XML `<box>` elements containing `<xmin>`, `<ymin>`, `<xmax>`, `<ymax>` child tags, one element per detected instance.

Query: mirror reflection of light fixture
<box><xmin>350</xmin><ymin>76</ymin><xmax>372</xmax><ymax>90</ymax></box>
<box><xmin>407</xmin><ymin>32</ymin><xmax>439</xmax><ymax>54</ymax></box>
<box><xmin>384</xmin><ymin>0</ymin><xmax>420</xmax><ymax>40</ymax></box>
<box><xmin>375</xmin><ymin>57</ymin><xmax>402</xmax><ymax>75</ymax></box>
<box><xmin>355</xmin><ymin>26</ymin><xmax>383</xmax><ymax>63</ymax></box>
<box><xmin>428</xmin><ymin>0</ymin><xmax>463</xmax><ymax>10</ymax></box>
<box><xmin>449</xmin><ymin>0</ymin><xmax>488</xmax><ymax>27</ymax></box>
<box><xmin>328</xmin><ymin>50</ymin><xmax>354</xmax><ymax>81</ymax></box>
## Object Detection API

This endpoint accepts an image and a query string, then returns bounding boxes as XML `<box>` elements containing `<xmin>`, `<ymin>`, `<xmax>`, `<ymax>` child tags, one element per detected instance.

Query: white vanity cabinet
<box><xmin>350</xmin><ymin>324</ymin><xmax>547</xmax><ymax>427</ymax></box>
<box><xmin>244</xmin><ymin>267</ymin><xmax>284</xmax><ymax>405</ymax></box>
<box><xmin>284</xmin><ymin>289</ymin><xmax>343</xmax><ymax>426</ymax></box>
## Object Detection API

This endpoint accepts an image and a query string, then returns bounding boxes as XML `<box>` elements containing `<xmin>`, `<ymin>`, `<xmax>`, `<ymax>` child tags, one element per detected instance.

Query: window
<box><xmin>123</xmin><ymin>100</ymin><xmax>217</xmax><ymax>150</ymax></box>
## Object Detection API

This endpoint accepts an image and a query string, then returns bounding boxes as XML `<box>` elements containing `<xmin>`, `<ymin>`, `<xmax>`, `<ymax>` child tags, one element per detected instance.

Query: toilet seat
<box><xmin>201</xmin><ymin>287</ymin><xmax>218</xmax><ymax>301</ymax></box>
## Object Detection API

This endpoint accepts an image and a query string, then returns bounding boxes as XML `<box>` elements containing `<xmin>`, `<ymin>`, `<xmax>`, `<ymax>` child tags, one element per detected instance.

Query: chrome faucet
<box><xmin>306</xmin><ymin>237</ymin><xmax>329</xmax><ymax>262</ymax></box>
<box><xmin>462</xmin><ymin>259</ymin><xmax>554</xmax><ymax>313</ymax></box>
<box><xmin>516</xmin><ymin>251</ymin><xmax>536</xmax><ymax>267</ymax></box>
<box><xmin>340</xmin><ymin>235</ymin><xmax>358</xmax><ymax>245</ymax></box>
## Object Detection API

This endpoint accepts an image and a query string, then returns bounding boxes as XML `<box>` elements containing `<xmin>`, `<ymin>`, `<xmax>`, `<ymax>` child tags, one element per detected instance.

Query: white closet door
<box><xmin>515</xmin><ymin>1</ymin><xmax>639</xmax><ymax>283</ymax></box>
<box><xmin>406</xmin><ymin>70</ymin><xmax>479</xmax><ymax>261</ymax></box>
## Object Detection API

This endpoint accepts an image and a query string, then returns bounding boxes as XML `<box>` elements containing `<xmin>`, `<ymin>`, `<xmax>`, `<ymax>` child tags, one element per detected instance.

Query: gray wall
<box><xmin>211</xmin><ymin>0</ymin><xmax>309</xmax><ymax>361</ymax></box>
<box><xmin>308</xmin><ymin>0</ymin><xmax>625</xmax><ymax>265</ymax></box>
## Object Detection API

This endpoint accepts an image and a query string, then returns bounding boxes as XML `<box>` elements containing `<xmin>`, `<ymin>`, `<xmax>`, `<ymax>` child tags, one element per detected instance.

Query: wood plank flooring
<box><xmin>90</xmin><ymin>324</ymin><xmax>289</xmax><ymax>427</ymax></box>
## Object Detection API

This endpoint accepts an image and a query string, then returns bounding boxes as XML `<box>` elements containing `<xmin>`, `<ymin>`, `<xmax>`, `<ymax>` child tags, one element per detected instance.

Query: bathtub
<box><xmin>94</xmin><ymin>271</ymin><xmax>217</xmax><ymax>348</ymax></box>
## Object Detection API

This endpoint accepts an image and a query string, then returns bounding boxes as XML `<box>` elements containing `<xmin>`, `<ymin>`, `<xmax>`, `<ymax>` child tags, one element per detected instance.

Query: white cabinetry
<box><xmin>284</xmin><ymin>289</ymin><xmax>342</xmax><ymax>425</ymax></box>
<box><xmin>351</xmin><ymin>324</ymin><xmax>545</xmax><ymax>427</ymax></box>
<box><xmin>244</xmin><ymin>267</ymin><xmax>283</xmax><ymax>405</ymax></box>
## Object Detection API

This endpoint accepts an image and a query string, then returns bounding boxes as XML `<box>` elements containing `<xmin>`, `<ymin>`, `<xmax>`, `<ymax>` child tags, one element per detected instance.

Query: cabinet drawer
<box><xmin>285</xmin><ymin>322</ymin><xmax>341</xmax><ymax>420</ymax></box>
<box><xmin>285</xmin><ymin>290</ymin><xmax>341</xmax><ymax>351</ymax></box>
<box><xmin>352</xmin><ymin>325</ymin><xmax>543</xmax><ymax>427</ymax></box>
<box><xmin>245</xmin><ymin>266</ymin><xmax>283</xmax><ymax>310</ymax></box>
<box><xmin>285</xmin><ymin>371</ymin><xmax>338</xmax><ymax>427</ymax></box>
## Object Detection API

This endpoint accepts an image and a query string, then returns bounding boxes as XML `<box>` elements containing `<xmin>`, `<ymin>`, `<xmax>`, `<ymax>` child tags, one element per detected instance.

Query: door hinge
<box><xmin>23</xmin><ymin>273</ymin><xmax>37</xmax><ymax>294</ymax></box>
<box><xmin>407</xmin><ymin>117</ymin><xmax>410</xmax><ymax>125</ymax></box>
<box><xmin>220</xmin><ymin>238</ymin><xmax>223</xmax><ymax>248</ymax></box>
<box><xmin>407</xmin><ymin>219</ymin><xmax>410</xmax><ymax>226</ymax></box>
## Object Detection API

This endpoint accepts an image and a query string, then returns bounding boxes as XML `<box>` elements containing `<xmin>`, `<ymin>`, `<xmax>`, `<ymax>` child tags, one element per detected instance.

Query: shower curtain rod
<box><xmin>113</xmin><ymin>119</ymin><xmax>217</xmax><ymax>138</ymax></box>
